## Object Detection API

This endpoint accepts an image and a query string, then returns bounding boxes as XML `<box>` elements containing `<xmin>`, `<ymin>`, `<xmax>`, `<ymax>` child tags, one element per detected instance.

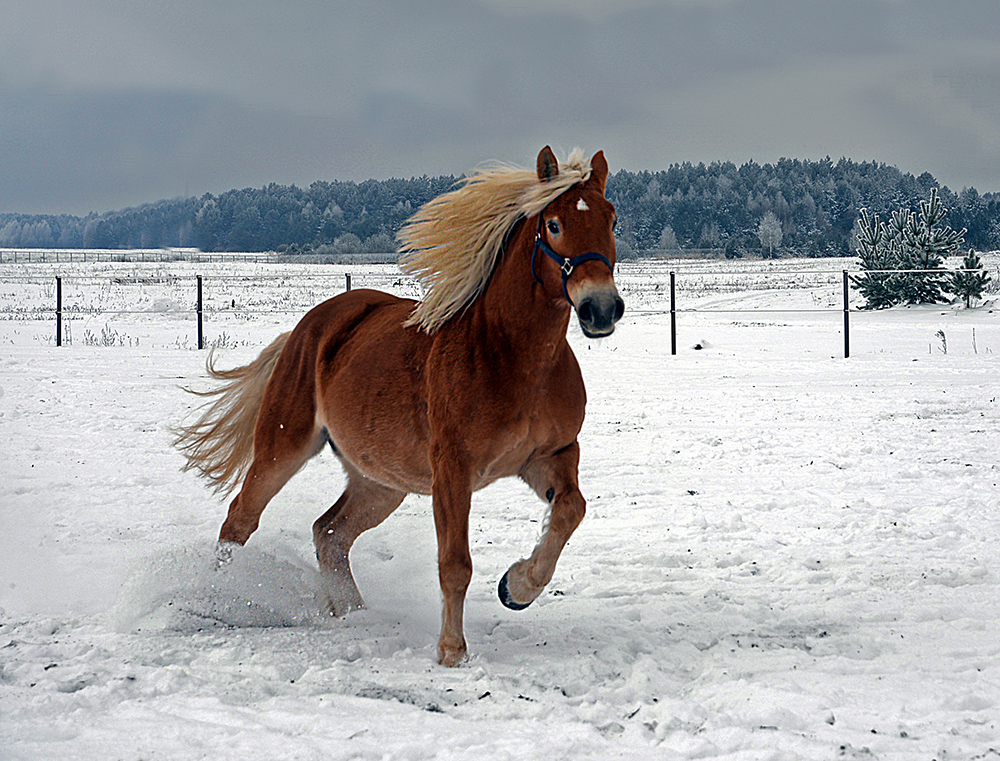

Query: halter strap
<box><xmin>530</xmin><ymin>214</ymin><xmax>614</xmax><ymax>306</ymax></box>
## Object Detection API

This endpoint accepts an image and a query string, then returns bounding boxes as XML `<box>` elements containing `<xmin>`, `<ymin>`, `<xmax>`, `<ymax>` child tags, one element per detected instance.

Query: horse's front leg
<box><xmin>431</xmin><ymin>452</ymin><xmax>474</xmax><ymax>666</ymax></box>
<box><xmin>500</xmin><ymin>441</ymin><xmax>586</xmax><ymax>610</ymax></box>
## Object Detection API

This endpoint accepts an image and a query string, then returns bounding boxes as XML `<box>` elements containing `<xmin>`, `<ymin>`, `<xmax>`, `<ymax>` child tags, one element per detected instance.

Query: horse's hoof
<box><xmin>437</xmin><ymin>640</ymin><xmax>468</xmax><ymax>667</ymax></box>
<box><xmin>325</xmin><ymin>596</ymin><xmax>366</xmax><ymax>618</ymax></box>
<box><xmin>498</xmin><ymin>570</ymin><xmax>532</xmax><ymax>611</ymax></box>
<box><xmin>215</xmin><ymin>541</ymin><xmax>239</xmax><ymax>569</ymax></box>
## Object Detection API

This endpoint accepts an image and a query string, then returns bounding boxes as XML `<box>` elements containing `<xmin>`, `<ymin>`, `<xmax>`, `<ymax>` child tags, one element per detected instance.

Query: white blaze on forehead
<box><xmin>576</xmin><ymin>198</ymin><xmax>590</xmax><ymax>212</ymax></box>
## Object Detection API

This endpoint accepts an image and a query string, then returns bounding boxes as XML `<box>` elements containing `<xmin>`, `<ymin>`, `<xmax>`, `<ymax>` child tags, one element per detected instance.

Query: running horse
<box><xmin>174</xmin><ymin>147</ymin><xmax>624</xmax><ymax>665</ymax></box>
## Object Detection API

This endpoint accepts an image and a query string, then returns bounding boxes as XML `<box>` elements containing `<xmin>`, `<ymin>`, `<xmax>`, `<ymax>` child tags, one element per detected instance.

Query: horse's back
<box><xmin>297</xmin><ymin>288</ymin><xmax>413</xmax><ymax>337</ymax></box>
<box><xmin>267</xmin><ymin>288</ymin><xmax>413</xmax><ymax>396</ymax></box>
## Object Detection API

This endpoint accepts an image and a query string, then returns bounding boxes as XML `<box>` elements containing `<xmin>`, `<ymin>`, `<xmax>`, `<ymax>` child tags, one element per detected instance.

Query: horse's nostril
<box><xmin>613</xmin><ymin>296</ymin><xmax>625</xmax><ymax>322</ymax></box>
<box><xmin>578</xmin><ymin>300</ymin><xmax>594</xmax><ymax>324</ymax></box>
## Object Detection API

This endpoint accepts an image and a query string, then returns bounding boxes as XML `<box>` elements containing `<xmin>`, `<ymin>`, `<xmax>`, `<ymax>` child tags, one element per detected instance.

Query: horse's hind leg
<box><xmin>217</xmin><ymin>425</ymin><xmax>325</xmax><ymax>560</ymax></box>
<box><xmin>312</xmin><ymin>464</ymin><xmax>405</xmax><ymax>616</ymax></box>
<box><xmin>500</xmin><ymin>441</ymin><xmax>586</xmax><ymax>610</ymax></box>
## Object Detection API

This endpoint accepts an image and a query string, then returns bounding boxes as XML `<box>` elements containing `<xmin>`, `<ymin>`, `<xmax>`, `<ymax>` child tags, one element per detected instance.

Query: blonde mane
<box><xmin>397</xmin><ymin>149</ymin><xmax>593</xmax><ymax>332</ymax></box>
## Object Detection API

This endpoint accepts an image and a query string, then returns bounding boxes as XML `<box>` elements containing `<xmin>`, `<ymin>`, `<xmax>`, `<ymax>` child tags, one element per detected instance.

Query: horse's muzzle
<box><xmin>576</xmin><ymin>289</ymin><xmax>625</xmax><ymax>338</ymax></box>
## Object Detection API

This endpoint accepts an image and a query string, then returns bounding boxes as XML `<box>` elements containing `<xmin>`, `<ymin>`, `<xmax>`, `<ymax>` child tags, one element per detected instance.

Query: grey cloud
<box><xmin>2</xmin><ymin>0</ymin><xmax>999</xmax><ymax>214</ymax></box>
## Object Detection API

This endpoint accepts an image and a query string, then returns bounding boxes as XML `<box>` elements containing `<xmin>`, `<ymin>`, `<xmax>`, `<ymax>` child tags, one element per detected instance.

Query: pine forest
<box><xmin>2</xmin><ymin>158</ymin><xmax>998</xmax><ymax>258</ymax></box>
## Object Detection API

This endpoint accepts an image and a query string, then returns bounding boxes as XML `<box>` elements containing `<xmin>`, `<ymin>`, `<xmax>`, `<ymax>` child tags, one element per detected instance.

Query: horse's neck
<box><xmin>473</xmin><ymin>223</ymin><xmax>572</xmax><ymax>355</ymax></box>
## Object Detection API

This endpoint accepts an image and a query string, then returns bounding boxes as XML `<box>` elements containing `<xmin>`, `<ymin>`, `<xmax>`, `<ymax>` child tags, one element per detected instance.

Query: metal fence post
<box><xmin>56</xmin><ymin>276</ymin><xmax>63</xmax><ymax>347</ymax></box>
<box><xmin>843</xmin><ymin>270</ymin><xmax>850</xmax><ymax>359</ymax></box>
<box><xmin>670</xmin><ymin>271</ymin><xmax>677</xmax><ymax>356</ymax></box>
<box><xmin>346</xmin><ymin>273</ymin><xmax>352</xmax><ymax>291</ymax></box>
<box><xmin>197</xmin><ymin>275</ymin><xmax>204</xmax><ymax>350</ymax></box>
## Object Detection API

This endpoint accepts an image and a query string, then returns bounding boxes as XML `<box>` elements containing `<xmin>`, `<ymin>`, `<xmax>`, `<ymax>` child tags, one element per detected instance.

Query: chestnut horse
<box><xmin>174</xmin><ymin>147</ymin><xmax>624</xmax><ymax>665</ymax></box>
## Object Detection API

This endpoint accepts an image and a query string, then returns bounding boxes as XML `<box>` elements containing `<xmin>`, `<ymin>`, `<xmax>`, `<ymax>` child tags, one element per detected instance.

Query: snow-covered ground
<box><xmin>2</xmin><ymin>257</ymin><xmax>999</xmax><ymax>760</ymax></box>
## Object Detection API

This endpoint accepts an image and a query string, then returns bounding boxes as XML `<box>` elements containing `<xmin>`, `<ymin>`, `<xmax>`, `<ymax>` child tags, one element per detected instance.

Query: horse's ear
<box><xmin>536</xmin><ymin>146</ymin><xmax>559</xmax><ymax>182</ymax></box>
<box><xmin>590</xmin><ymin>150</ymin><xmax>609</xmax><ymax>194</ymax></box>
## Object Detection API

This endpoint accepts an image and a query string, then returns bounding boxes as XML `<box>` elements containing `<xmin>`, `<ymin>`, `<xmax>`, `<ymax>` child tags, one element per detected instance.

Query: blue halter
<box><xmin>530</xmin><ymin>214</ymin><xmax>615</xmax><ymax>306</ymax></box>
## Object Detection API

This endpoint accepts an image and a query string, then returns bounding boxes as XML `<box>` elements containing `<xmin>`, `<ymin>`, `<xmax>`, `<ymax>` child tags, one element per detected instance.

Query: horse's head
<box><xmin>533</xmin><ymin>147</ymin><xmax>625</xmax><ymax>338</ymax></box>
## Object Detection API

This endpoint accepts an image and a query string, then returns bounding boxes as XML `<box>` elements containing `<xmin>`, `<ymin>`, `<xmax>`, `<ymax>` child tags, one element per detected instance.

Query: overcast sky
<box><xmin>3</xmin><ymin>0</ymin><xmax>999</xmax><ymax>215</ymax></box>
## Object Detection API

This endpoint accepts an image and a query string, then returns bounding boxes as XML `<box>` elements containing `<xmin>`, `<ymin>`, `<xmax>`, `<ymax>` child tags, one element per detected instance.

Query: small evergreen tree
<box><xmin>854</xmin><ymin>189</ymin><xmax>965</xmax><ymax>309</ymax></box>
<box><xmin>893</xmin><ymin>188</ymin><xmax>964</xmax><ymax>305</ymax></box>
<box><xmin>853</xmin><ymin>208</ymin><xmax>900</xmax><ymax>309</ymax></box>
<box><xmin>952</xmin><ymin>250</ymin><xmax>992</xmax><ymax>308</ymax></box>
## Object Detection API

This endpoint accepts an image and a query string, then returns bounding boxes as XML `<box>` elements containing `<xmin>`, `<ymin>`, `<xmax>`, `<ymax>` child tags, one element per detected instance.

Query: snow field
<box><xmin>2</xmin><ymin>258</ymin><xmax>999</xmax><ymax>759</ymax></box>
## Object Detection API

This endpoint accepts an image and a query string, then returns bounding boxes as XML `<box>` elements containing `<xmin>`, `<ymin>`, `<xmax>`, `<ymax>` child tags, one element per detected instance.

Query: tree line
<box><xmin>2</xmin><ymin>158</ymin><xmax>998</xmax><ymax>257</ymax></box>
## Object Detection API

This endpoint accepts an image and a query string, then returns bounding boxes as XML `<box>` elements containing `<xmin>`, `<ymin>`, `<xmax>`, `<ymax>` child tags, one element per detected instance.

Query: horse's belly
<box><xmin>319</xmin><ymin>376</ymin><xmax>433</xmax><ymax>494</ymax></box>
<box><xmin>322</xmin><ymin>382</ymin><xmax>549</xmax><ymax>497</ymax></box>
<box><xmin>318</xmin><ymin>346</ymin><xmax>434</xmax><ymax>494</ymax></box>
<box><xmin>341</xmin><ymin>425</ymin><xmax>433</xmax><ymax>494</ymax></box>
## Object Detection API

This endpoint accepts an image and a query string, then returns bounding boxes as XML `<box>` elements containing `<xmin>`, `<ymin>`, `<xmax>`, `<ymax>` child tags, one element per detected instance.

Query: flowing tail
<box><xmin>173</xmin><ymin>332</ymin><xmax>291</xmax><ymax>495</ymax></box>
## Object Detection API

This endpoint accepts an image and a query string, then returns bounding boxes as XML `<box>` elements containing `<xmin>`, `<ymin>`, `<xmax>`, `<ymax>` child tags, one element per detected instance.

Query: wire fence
<box><xmin>1</xmin><ymin>260</ymin><xmax>997</xmax><ymax>356</ymax></box>
<box><xmin>657</xmin><ymin>264</ymin><xmax>997</xmax><ymax>357</ymax></box>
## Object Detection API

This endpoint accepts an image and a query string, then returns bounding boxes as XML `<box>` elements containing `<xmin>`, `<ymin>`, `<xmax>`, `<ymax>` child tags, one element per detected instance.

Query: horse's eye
<box><xmin>546</xmin><ymin>220</ymin><xmax>561</xmax><ymax>236</ymax></box>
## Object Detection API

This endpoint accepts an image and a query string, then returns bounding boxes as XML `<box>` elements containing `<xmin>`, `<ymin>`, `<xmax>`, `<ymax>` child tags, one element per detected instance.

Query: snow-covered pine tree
<box><xmin>951</xmin><ymin>249</ymin><xmax>992</xmax><ymax>308</ymax></box>
<box><xmin>893</xmin><ymin>188</ymin><xmax>965</xmax><ymax>305</ymax></box>
<box><xmin>853</xmin><ymin>208</ymin><xmax>900</xmax><ymax>309</ymax></box>
<box><xmin>854</xmin><ymin>189</ymin><xmax>966</xmax><ymax>309</ymax></box>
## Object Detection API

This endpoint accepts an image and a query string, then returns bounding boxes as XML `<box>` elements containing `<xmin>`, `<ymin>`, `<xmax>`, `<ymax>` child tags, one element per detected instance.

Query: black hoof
<box><xmin>498</xmin><ymin>570</ymin><xmax>532</xmax><ymax>611</ymax></box>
